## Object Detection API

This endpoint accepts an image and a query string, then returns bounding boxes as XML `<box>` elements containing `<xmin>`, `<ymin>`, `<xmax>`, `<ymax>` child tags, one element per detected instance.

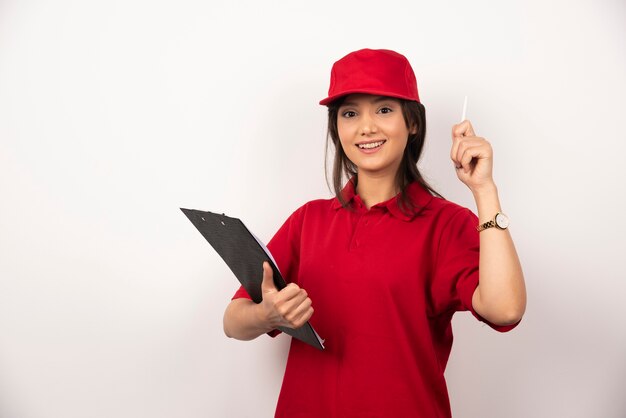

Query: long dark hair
<box><xmin>324</xmin><ymin>97</ymin><xmax>443</xmax><ymax>215</ymax></box>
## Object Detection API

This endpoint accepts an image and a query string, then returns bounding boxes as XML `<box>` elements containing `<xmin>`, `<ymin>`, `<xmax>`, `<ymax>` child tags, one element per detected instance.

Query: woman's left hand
<box><xmin>450</xmin><ymin>120</ymin><xmax>496</xmax><ymax>193</ymax></box>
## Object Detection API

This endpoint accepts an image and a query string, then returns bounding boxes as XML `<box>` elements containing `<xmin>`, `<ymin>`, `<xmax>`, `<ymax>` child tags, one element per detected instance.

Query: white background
<box><xmin>1</xmin><ymin>1</ymin><xmax>625</xmax><ymax>417</ymax></box>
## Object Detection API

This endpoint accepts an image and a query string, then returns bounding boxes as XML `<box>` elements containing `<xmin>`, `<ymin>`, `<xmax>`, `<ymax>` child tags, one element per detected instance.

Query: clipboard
<box><xmin>181</xmin><ymin>208</ymin><xmax>325</xmax><ymax>350</ymax></box>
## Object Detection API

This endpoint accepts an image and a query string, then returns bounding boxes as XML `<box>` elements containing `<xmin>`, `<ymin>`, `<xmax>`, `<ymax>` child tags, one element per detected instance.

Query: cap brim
<box><xmin>319</xmin><ymin>89</ymin><xmax>419</xmax><ymax>106</ymax></box>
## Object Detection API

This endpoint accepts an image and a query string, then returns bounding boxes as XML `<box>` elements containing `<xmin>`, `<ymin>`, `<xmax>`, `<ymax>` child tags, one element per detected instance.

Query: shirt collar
<box><xmin>331</xmin><ymin>176</ymin><xmax>434</xmax><ymax>221</ymax></box>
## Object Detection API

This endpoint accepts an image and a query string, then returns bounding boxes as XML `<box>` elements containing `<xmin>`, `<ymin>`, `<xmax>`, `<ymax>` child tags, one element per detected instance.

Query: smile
<box><xmin>357</xmin><ymin>140</ymin><xmax>386</xmax><ymax>150</ymax></box>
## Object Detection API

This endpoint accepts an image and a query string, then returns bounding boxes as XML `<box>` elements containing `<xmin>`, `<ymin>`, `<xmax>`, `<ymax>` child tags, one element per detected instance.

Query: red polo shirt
<box><xmin>232</xmin><ymin>179</ymin><xmax>519</xmax><ymax>418</ymax></box>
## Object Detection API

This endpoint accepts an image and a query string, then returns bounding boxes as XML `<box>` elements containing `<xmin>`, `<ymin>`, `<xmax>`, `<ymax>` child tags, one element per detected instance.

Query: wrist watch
<box><xmin>477</xmin><ymin>212</ymin><xmax>510</xmax><ymax>232</ymax></box>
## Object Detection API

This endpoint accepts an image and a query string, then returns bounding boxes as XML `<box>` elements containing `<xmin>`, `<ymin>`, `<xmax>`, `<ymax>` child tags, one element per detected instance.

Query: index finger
<box><xmin>280</xmin><ymin>282</ymin><xmax>305</xmax><ymax>299</ymax></box>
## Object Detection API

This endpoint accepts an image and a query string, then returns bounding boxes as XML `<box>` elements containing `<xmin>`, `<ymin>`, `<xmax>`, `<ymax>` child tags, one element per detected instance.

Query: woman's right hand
<box><xmin>259</xmin><ymin>261</ymin><xmax>314</xmax><ymax>329</ymax></box>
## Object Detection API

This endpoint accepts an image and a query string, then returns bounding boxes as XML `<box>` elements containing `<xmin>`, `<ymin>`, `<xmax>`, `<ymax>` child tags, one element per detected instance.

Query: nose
<box><xmin>359</xmin><ymin>113</ymin><xmax>378</xmax><ymax>136</ymax></box>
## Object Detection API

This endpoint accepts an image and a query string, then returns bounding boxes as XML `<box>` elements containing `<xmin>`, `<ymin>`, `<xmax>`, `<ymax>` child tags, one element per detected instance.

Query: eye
<box><xmin>341</xmin><ymin>110</ymin><xmax>357</xmax><ymax>118</ymax></box>
<box><xmin>378</xmin><ymin>106</ymin><xmax>393</xmax><ymax>114</ymax></box>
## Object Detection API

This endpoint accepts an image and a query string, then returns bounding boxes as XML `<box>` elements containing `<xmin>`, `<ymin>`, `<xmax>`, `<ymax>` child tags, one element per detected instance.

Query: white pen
<box><xmin>461</xmin><ymin>95</ymin><xmax>468</xmax><ymax>122</ymax></box>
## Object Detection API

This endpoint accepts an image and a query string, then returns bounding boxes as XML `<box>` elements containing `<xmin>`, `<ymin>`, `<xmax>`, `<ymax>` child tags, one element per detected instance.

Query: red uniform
<box><xmin>233</xmin><ymin>179</ymin><xmax>519</xmax><ymax>417</ymax></box>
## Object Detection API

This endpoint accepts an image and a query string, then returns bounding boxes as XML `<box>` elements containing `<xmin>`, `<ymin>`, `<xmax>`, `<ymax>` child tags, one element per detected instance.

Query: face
<box><xmin>337</xmin><ymin>94</ymin><xmax>415</xmax><ymax>179</ymax></box>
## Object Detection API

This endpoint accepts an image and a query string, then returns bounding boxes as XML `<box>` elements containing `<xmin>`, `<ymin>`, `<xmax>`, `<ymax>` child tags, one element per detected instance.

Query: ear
<box><xmin>409</xmin><ymin>123</ymin><xmax>418</xmax><ymax>135</ymax></box>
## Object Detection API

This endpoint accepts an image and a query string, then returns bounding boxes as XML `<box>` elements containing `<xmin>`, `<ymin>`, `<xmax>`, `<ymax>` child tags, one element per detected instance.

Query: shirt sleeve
<box><xmin>230</xmin><ymin>204</ymin><xmax>306</xmax><ymax>337</ymax></box>
<box><xmin>430</xmin><ymin>207</ymin><xmax>520</xmax><ymax>333</ymax></box>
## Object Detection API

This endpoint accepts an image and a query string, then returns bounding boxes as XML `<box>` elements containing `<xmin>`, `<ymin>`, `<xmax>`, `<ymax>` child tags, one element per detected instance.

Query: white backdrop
<box><xmin>1</xmin><ymin>1</ymin><xmax>625</xmax><ymax>417</ymax></box>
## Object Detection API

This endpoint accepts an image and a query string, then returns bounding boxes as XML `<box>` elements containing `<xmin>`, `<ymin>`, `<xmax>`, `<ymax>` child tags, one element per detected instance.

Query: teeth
<box><xmin>358</xmin><ymin>140</ymin><xmax>385</xmax><ymax>149</ymax></box>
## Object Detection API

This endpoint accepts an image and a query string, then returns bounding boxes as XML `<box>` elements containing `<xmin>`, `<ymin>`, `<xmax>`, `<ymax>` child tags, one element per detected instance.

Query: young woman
<box><xmin>223</xmin><ymin>48</ymin><xmax>526</xmax><ymax>418</ymax></box>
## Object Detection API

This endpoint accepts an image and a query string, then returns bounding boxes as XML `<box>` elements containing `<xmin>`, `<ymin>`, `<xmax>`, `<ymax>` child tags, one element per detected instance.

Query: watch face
<box><xmin>495</xmin><ymin>213</ymin><xmax>509</xmax><ymax>229</ymax></box>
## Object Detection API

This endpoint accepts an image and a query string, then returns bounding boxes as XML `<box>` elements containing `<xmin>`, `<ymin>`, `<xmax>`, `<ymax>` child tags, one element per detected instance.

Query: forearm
<box><xmin>223</xmin><ymin>298</ymin><xmax>275</xmax><ymax>341</ymax></box>
<box><xmin>472</xmin><ymin>184</ymin><xmax>527</xmax><ymax>325</ymax></box>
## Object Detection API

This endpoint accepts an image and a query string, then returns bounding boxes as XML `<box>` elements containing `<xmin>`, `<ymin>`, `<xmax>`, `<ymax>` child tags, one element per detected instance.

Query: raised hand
<box><xmin>450</xmin><ymin>120</ymin><xmax>496</xmax><ymax>193</ymax></box>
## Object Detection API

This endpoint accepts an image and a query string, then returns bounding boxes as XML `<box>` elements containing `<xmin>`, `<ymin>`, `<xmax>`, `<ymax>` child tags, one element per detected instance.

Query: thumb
<box><xmin>261</xmin><ymin>261</ymin><xmax>277</xmax><ymax>294</ymax></box>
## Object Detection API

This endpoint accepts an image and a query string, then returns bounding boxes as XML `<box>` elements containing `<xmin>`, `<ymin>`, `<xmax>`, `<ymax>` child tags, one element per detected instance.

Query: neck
<box><xmin>355</xmin><ymin>172</ymin><xmax>400</xmax><ymax>210</ymax></box>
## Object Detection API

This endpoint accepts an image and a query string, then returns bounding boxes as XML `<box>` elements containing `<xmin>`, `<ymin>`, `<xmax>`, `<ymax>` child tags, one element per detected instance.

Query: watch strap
<box><xmin>477</xmin><ymin>219</ymin><xmax>496</xmax><ymax>232</ymax></box>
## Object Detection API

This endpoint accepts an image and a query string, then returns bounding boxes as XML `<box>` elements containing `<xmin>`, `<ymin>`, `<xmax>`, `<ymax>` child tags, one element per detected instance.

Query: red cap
<box><xmin>319</xmin><ymin>48</ymin><xmax>420</xmax><ymax>106</ymax></box>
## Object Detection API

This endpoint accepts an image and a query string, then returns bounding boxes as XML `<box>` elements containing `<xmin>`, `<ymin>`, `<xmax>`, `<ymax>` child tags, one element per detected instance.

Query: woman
<box><xmin>223</xmin><ymin>48</ymin><xmax>526</xmax><ymax>418</ymax></box>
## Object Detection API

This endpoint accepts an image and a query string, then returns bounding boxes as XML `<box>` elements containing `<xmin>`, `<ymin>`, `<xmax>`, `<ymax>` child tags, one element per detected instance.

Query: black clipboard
<box><xmin>181</xmin><ymin>208</ymin><xmax>325</xmax><ymax>350</ymax></box>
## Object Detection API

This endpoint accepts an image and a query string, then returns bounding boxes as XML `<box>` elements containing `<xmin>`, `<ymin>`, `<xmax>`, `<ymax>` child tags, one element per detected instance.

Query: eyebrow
<box><xmin>339</xmin><ymin>96</ymin><xmax>398</xmax><ymax>107</ymax></box>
